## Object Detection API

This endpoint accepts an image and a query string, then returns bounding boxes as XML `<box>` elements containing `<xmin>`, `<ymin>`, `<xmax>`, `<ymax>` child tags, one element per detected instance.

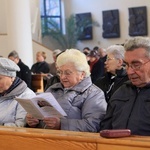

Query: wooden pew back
<box><xmin>0</xmin><ymin>127</ymin><xmax>150</xmax><ymax>150</ymax></box>
<box><xmin>31</xmin><ymin>74</ymin><xmax>44</xmax><ymax>92</ymax></box>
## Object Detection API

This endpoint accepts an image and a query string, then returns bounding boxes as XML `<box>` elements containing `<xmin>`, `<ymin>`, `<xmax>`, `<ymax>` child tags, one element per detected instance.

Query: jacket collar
<box><xmin>125</xmin><ymin>80</ymin><xmax>150</xmax><ymax>89</ymax></box>
<box><xmin>115</xmin><ymin>68</ymin><xmax>127</xmax><ymax>77</ymax></box>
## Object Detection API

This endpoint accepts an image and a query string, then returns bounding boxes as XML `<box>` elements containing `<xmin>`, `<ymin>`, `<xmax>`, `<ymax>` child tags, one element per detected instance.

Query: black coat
<box><xmin>44</xmin><ymin>75</ymin><xmax>60</xmax><ymax>91</ymax></box>
<box><xmin>100</xmin><ymin>82</ymin><xmax>150</xmax><ymax>136</ymax></box>
<box><xmin>90</xmin><ymin>58</ymin><xmax>105</xmax><ymax>83</ymax></box>
<box><xmin>95</xmin><ymin>68</ymin><xmax>129</xmax><ymax>102</ymax></box>
<box><xmin>31</xmin><ymin>61</ymin><xmax>50</xmax><ymax>74</ymax></box>
<box><xmin>17</xmin><ymin>59</ymin><xmax>31</xmax><ymax>88</ymax></box>
<box><xmin>31</xmin><ymin>61</ymin><xmax>50</xmax><ymax>88</ymax></box>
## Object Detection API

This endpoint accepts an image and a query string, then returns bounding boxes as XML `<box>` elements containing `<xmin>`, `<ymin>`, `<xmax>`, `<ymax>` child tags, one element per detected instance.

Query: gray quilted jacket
<box><xmin>46</xmin><ymin>77</ymin><xmax>107</xmax><ymax>132</ymax></box>
<box><xmin>0</xmin><ymin>80</ymin><xmax>35</xmax><ymax>127</ymax></box>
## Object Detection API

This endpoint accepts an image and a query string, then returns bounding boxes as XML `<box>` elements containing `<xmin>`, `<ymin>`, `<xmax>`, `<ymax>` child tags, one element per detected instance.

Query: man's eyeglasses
<box><xmin>125</xmin><ymin>60</ymin><xmax>150</xmax><ymax>71</ymax></box>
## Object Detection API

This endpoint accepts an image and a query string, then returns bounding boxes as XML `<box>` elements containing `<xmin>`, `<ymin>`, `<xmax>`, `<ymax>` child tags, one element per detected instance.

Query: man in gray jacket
<box><xmin>101</xmin><ymin>36</ymin><xmax>150</xmax><ymax>136</ymax></box>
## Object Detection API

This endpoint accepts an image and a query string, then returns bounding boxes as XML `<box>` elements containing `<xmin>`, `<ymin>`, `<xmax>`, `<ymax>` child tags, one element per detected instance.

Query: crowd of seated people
<box><xmin>2</xmin><ymin>36</ymin><xmax>150</xmax><ymax>137</ymax></box>
<box><xmin>82</xmin><ymin>46</ymin><xmax>106</xmax><ymax>84</ymax></box>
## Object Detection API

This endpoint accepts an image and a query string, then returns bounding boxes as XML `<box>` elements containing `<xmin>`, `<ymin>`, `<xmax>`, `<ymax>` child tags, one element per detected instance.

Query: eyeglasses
<box><xmin>106</xmin><ymin>57</ymin><xmax>115</xmax><ymax>61</ymax></box>
<box><xmin>125</xmin><ymin>60</ymin><xmax>150</xmax><ymax>71</ymax></box>
<box><xmin>57</xmin><ymin>70</ymin><xmax>73</xmax><ymax>77</ymax></box>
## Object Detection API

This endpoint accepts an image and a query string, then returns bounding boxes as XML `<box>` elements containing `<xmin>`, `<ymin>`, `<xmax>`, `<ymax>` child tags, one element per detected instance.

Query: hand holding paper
<box><xmin>15</xmin><ymin>92</ymin><xmax>67</xmax><ymax>120</ymax></box>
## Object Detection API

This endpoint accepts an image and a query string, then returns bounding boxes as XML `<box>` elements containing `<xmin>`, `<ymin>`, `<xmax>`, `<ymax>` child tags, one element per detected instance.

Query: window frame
<box><xmin>40</xmin><ymin>0</ymin><xmax>62</xmax><ymax>33</ymax></box>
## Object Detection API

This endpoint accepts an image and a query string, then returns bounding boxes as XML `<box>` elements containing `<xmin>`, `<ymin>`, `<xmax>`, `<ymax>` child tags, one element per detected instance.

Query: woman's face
<box><xmin>89</xmin><ymin>56</ymin><xmax>97</xmax><ymax>62</ymax></box>
<box><xmin>0</xmin><ymin>75</ymin><xmax>13</xmax><ymax>93</ymax></box>
<box><xmin>57</xmin><ymin>63</ymin><xmax>85</xmax><ymax>88</ymax></box>
<box><xmin>36</xmin><ymin>53</ymin><xmax>44</xmax><ymax>62</ymax></box>
<box><xmin>105</xmin><ymin>53</ymin><xmax>121</xmax><ymax>74</ymax></box>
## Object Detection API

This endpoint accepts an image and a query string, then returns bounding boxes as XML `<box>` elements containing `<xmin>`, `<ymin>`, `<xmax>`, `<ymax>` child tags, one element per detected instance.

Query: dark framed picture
<box><xmin>76</xmin><ymin>12</ymin><xmax>93</xmax><ymax>40</ymax></box>
<box><xmin>128</xmin><ymin>6</ymin><xmax>147</xmax><ymax>36</ymax></box>
<box><xmin>102</xmin><ymin>9</ymin><xmax>120</xmax><ymax>38</ymax></box>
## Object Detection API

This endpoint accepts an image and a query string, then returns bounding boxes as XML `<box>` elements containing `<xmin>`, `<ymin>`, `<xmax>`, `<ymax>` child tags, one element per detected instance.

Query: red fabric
<box><xmin>89</xmin><ymin>59</ymin><xmax>99</xmax><ymax>72</ymax></box>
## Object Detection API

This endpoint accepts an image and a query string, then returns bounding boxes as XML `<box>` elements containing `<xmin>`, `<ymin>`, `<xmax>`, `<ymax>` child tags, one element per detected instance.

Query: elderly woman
<box><xmin>0</xmin><ymin>58</ymin><xmax>35</xmax><ymax>127</ymax></box>
<box><xmin>95</xmin><ymin>45</ymin><xmax>129</xmax><ymax>102</ymax></box>
<box><xmin>26</xmin><ymin>49</ymin><xmax>107</xmax><ymax>132</ymax></box>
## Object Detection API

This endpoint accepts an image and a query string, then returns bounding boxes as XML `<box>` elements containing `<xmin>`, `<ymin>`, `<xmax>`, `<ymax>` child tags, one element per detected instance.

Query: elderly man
<box><xmin>100</xmin><ymin>36</ymin><xmax>150</xmax><ymax>136</ymax></box>
<box><xmin>8</xmin><ymin>50</ymin><xmax>32</xmax><ymax>88</ymax></box>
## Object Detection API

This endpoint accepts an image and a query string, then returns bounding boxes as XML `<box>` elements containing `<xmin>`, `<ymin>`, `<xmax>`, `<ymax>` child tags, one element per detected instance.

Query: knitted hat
<box><xmin>0</xmin><ymin>58</ymin><xmax>20</xmax><ymax>77</ymax></box>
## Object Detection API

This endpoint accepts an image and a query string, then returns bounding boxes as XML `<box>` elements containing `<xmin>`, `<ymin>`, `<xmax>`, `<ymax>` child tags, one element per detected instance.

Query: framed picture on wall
<box><xmin>128</xmin><ymin>6</ymin><xmax>147</xmax><ymax>36</ymax></box>
<box><xmin>76</xmin><ymin>12</ymin><xmax>93</xmax><ymax>40</ymax></box>
<box><xmin>102</xmin><ymin>9</ymin><xmax>120</xmax><ymax>38</ymax></box>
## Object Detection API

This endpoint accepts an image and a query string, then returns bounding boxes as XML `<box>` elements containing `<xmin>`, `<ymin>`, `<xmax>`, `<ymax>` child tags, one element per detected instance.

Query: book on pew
<box><xmin>15</xmin><ymin>92</ymin><xmax>67</xmax><ymax>120</ymax></box>
<box><xmin>100</xmin><ymin>129</ymin><xmax>131</xmax><ymax>138</ymax></box>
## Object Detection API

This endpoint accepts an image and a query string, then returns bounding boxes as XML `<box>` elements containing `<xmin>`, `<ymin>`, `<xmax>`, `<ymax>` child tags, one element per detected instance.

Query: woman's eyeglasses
<box><xmin>57</xmin><ymin>70</ymin><xmax>73</xmax><ymax>77</ymax></box>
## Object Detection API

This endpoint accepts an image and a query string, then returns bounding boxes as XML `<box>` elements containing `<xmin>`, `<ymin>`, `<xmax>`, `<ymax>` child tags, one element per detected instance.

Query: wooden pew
<box><xmin>31</xmin><ymin>74</ymin><xmax>44</xmax><ymax>92</ymax></box>
<box><xmin>0</xmin><ymin>127</ymin><xmax>97</xmax><ymax>150</ymax></box>
<box><xmin>0</xmin><ymin>126</ymin><xmax>150</xmax><ymax>150</ymax></box>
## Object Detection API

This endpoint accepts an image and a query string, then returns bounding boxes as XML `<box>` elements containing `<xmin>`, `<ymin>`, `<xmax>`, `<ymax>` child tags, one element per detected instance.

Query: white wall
<box><xmin>0</xmin><ymin>0</ymin><xmax>52</xmax><ymax>67</ymax></box>
<box><xmin>0</xmin><ymin>0</ymin><xmax>7</xmax><ymax>33</ymax></box>
<box><xmin>30</xmin><ymin>0</ymin><xmax>41</xmax><ymax>42</ymax></box>
<box><xmin>33</xmin><ymin>41</ymin><xmax>53</xmax><ymax>64</ymax></box>
<box><xmin>0</xmin><ymin>0</ymin><xmax>150</xmax><ymax>59</ymax></box>
<box><xmin>63</xmin><ymin>0</ymin><xmax>150</xmax><ymax>50</ymax></box>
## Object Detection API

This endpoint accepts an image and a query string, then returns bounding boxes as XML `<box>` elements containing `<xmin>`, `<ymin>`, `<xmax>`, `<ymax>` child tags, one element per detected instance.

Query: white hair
<box><xmin>56</xmin><ymin>49</ymin><xmax>90</xmax><ymax>77</ymax></box>
<box><xmin>106</xmin><ymin>45</ymin><xmax>125</xmax><ymax>59</ymax></box>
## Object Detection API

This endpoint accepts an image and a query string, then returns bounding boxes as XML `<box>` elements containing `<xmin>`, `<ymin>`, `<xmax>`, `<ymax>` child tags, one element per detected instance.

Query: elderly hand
<box><xmin>26</xmin><ymin>114</ymin><xmax>39</xmax><ymax>127</ymax></box>
<box><xmin>43</xmin><ymin>117</ymin><xmax>60</xmax><ymax>130</ymax></box>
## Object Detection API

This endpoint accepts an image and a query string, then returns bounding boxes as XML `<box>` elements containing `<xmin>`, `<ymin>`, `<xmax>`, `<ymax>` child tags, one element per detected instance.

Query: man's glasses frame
<box><xmin>125</xmin><ymin>60</ymin><xmax>150</xmax><ymax>71</ymax></box>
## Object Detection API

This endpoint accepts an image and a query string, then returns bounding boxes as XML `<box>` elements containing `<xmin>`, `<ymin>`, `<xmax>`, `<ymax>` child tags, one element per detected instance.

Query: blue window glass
<box><xmin>40</xmin><ymin>0</ymin><xmax>61</xmax><ymax>34</ymax></box>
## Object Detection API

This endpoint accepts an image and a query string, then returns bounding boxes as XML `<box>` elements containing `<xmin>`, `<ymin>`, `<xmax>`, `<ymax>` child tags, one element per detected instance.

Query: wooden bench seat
<box><xmin>0</xmin><ymin>126</ymin><xmax>150</xmax><ymax>150</ymax></box>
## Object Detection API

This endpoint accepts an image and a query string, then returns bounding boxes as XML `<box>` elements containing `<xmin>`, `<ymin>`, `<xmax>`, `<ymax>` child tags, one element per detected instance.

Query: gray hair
<box><xmin>53</xmin><ymin>49</ymin><xmax>62</xmax><ymax>57</ymax></box>
<box><xmin>56</xmin><ymin>49</ymin><xmax>90</xmax><ymax>77</ymax></box>
<box><xmin>8</xmin><ymin>50</ymin><xmax>19</xmax><ymax>58</ymax></box>
<box><xmin>124</xmin><ymin>36</ymin><xmax>150</xmax><ymax>58</ymax></box>
<box><xmin>106</xmin><ymin>45</ymin><xmax>125</xmax><ymax>59</ymax></box>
